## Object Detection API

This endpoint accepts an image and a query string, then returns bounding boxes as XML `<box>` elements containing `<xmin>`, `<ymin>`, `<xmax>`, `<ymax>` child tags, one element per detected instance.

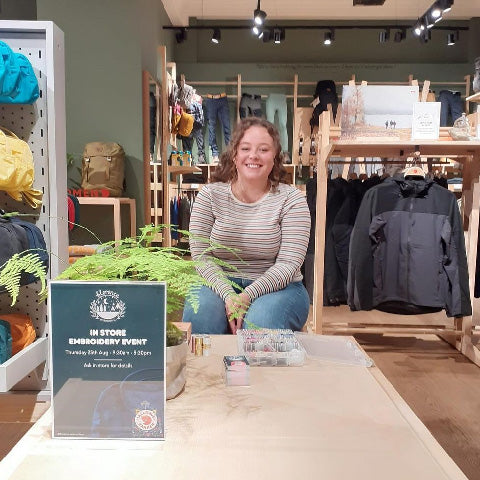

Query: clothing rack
<box><xmin>312</xmin><ymin>103</ymin><xmax>480</xmax><ymax>367</ymax></box>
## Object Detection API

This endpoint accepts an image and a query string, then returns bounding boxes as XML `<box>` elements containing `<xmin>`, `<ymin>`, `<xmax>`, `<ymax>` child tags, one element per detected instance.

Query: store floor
<box><xmin>1</xmin><ymin>330</ymin><xmax>480</xmax><ymax>479</ymax></box>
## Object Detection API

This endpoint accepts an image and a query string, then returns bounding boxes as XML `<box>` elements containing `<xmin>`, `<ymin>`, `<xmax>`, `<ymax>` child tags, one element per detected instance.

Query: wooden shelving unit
<box><xmin>312</xmin><ymin>109</ymin><xmax>480</xmax><ymax>367</ymax></box>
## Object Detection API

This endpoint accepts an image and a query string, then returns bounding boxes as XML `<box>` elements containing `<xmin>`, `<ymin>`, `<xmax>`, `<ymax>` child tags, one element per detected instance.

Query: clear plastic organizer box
<box><xmin>237</xmin><ymin>329</ymin><xmax>306</xmax><ymax>366</ymax></box>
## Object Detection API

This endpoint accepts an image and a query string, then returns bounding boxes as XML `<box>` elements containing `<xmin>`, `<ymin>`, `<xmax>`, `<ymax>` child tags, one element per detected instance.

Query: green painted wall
<box><xmin>36</xmin><ymin>0</ymin><xmax>174</xmax><ymax>242</ymax></box>
<box><xmin>0</xmin><ymin>0</ymin><xmax>36</xmax><ymax>19</ymax></box>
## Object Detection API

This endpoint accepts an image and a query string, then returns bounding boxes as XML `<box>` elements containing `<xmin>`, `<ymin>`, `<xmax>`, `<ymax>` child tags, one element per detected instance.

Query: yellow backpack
<box><xmin>0</xmin><ymin>127</ymin><xmax>43</xmax><ymax>208</ymax></box>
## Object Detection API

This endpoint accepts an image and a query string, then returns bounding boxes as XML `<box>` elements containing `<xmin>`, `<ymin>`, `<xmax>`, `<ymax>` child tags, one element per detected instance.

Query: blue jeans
<box><xmin>204</xmin><ymin>96</ymin><xmax>231</xmax><ymax>157</ymax></box>
<box><xmin>266</xmin><ymin>93</ymin><xmax>288</xmax><ymax>152</ymax></box>
<box><xmin>182</xmin><ymin>277</ymin><xmax>310</xmax><ymax>334</ymax></box>
<box><xmin>180</xmin><ymin>124</ymin><xmax>205</xmax><ymax>163</ymax></box>
<box><xmin>438</xmin><ymin>90</ymin><xmax>463</xmax><ymax>127</ymax></box>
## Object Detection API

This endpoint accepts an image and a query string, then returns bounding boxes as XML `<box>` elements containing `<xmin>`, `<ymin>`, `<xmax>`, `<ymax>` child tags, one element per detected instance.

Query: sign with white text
<box><xmin>411</xmin><ymin>102</ymin><xmax>441</xmax><ymax>140</ymax></box>
<box><xmin>49</xmin><ymin>281</ymin><xmax>166</xmax><ymax>440</ymax></box>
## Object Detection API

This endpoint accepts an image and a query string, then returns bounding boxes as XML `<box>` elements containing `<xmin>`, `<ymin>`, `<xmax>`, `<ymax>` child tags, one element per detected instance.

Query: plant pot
<box><xmin>166</xmin><ymin>341</ymin><xmax>188</xmax><ymax>400</ymax></box>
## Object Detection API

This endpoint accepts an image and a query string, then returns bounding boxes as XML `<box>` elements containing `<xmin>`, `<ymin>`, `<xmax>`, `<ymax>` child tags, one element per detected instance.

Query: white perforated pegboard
<box><xmin>0</xmin><ymin>35</ymin><xmax>50</xmax><ymax>333</ymax></box>
<box><xmin>0</xmin><ymin>22</ymin><xmax>67</xmax><ymax>391</ymax></box>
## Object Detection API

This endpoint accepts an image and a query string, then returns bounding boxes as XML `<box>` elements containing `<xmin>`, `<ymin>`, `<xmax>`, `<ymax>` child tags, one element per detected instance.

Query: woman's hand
<box><xmin>225</xmin><ymin>292</ymin><xmax>251</xmax><ymax>334</ymax></box>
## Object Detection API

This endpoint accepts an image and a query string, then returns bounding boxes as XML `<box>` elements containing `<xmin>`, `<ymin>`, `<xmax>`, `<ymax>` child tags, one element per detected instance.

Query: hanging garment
<box><xmin>438</xmin><ymin>90</ymin><xmax>463</xmax><ymax>127</ymax></box>
<box><xmin>204</xmin><ymin>94</ymin><xmax>231</xmax><ymax>157</ymax></box>
<box><xmin>266</xmin><ymin>93</ymin><xmax>288</xmax><ymax>152</ymax></box>
<box><xmin>310</xmin><ymin>80</ymin><xmax>338</xmax><ymax>132</ymax></box>
<box><xmin>347</xmin><ymin>175</ymin><xmax>471</xmax><ymax>317</ymax></box>
<box><xmin>240</xmin><ymin>93</ymin><xmax>262</xmax><ymax>118</ymax></box>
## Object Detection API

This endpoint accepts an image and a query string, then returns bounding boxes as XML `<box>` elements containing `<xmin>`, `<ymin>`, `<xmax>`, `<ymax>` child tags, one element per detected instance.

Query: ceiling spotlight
<box><xmin>431</xmin><ymin>2</ymin><xmax>443</xmax><ymax>19</ymax></box>
<box><xmin>211</xmin><ymin>28</ymin><xmax>221</xmax><ymax>44</ymax></box>
<box><xmin>379</xmin><ymin>29</ymin><xmax>390</xmax><ymax>43</ymax></box>
<box><xmin>413</xmin><ymin>19</ymin><xmax>425</xmax><ymax>36</ymax></box>
<box><xmin>252</xmin><ymin>25</ymin><xmax>261</xmax><ymax>36</ymax></box>
<box><xmin>175</xmin><ymin>28</ymin><xmax>187</xmax><ymax>44</ymax></box>
<box><xmin>324</xmin><ymin>30</ymin><xmax>334</xmax><ymax>46</ymax></box>
<box><xmin>262</xmin><ymin>29</ymin><xmax>271</xmax><ymax>42</ymax></box>
<box><xmin>274</xmin><ymin>28</ymin><xmax>281</xmax><ymax>44</ymax></box>
<box><xmin>394</xmin><ymin>29</ymin><xmax>406</xmax><ymax>42</ymax></box>
<box><xmin>447</xmin><ymin>32</ymin><xmax>456</xmax><ymax>46</ymax></box>
<box><xmin>420</xmin><ymin>29</ymin><xmax>432</xmax><ymax>43</ymax></box>
<box><xmin>438</xmin><ymin>0</ymin><xmax>454</xmax><ymax>13</ymax></box>
<box><xmin>253</xmin><ymin>0</ymin><xmax>267</xmax><ymax>26</ymax></box>
<box><xmin>424</xmin><ymin>14</ymin><xmax>435</xmax><ymax>29</ymax></box>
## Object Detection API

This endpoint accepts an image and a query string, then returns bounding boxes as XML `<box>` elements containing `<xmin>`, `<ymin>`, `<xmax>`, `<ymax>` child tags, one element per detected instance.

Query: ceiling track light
<box><xmin>430</xmin><ymin>3</ymin><xmax>443</xmax><ymax>19</ymax></box>
<box><xmin>253</xmin><ymin>0</ymin><xmax>267</xmax><ymax>26</ymax></box>
<box><xmin>413</xmin><ymin>18</ymin><xmax>425</xmax><ymax>36</ymax></box>
<box><xmin>413</xmin><ymin>0</ymin><xmax>454</xmax><ymax>39</ymax></box>
<box><xmin>262</xmin><ymin>29</ymin><xmax>271</xmax><ymax>43</ymax></box>
<box><xmin>175</xmin><ymin>28</ymin><xmax>187</xmax><ymax>44</ymax></box>
<box><xmin>211</xmin><ymin>28</ymin><xmax>221</xmax><ymax>44</ymax></box>
<box><xmin>394</xmin><ymin>29</ymin><xmax>406</xmax><ymax>43</ymax></box>
<box><xmin>273</xmin><ymin>28</ymin><xmax>285</xmax><ymax>44</ymax></box>
<box><xmin>379</xmin><ymin>28</ymin><xmax>390</xmax><ymax>43</ymax></box>
<box><xmin>324</xmin><ymin>30</ymin><xmax>334</xmax><ymax>46</ymax></box>
<box><xmin>420</xmin><ymin>29</ymin><xmax>432</xmax><ymax>44</ymax></box>
<box><xmin>438</xmin><ymin>0</ymin><xmax>454</xmax><ymax>13</ymax></box>
<box><xmin>447</xmin><ymin>32</ymin><xmax>456</xmax><ymax>46</ymax></box>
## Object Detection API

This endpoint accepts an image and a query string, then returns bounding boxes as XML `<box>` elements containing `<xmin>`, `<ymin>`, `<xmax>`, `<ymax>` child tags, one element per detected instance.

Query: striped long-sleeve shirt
<box><xmin>189</xmin><ymin>182</ymin><xmax>311</xmax><ymax>301</ymax></box>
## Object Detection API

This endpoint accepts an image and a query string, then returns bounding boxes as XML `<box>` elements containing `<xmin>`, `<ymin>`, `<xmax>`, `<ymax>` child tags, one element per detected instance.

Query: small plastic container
<box><xmin>237</xmin><ymin>329</ymin><xmax>306</xmax><ymax>367</ymax></box>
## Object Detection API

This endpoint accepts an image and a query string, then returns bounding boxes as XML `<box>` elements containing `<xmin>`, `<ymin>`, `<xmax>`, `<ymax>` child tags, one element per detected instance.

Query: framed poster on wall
<box><xmin>341</xmin><ymin>85</ymin><xmax>419</xmax><ymax>141</ymax></box>
<box><xmin>49</xmin><ymin>281</ymin><xmax>166</xmax><ymax>440</ymax></box>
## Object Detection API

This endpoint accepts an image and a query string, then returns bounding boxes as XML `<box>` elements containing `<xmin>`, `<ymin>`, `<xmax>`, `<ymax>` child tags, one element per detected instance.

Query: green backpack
<box><xmin>81</xmin><ymin>142</ymin><xmax>125</xmax><ymax>197</ymax></box>
<box><xmin>0</xmin><ymin>319</ymin><xmax>12</xmax><ymax>364</ymax></box>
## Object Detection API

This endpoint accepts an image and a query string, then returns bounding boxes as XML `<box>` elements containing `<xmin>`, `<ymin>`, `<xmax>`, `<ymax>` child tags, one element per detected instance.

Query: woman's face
<box><xmin>234</xmin><ymin>126</ymin><xmax>275</xmax><ymax>184</ymax></box>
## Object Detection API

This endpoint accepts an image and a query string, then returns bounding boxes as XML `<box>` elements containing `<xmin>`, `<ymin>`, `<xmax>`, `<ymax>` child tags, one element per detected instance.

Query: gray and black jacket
<box><xmin>347</xmin><ymin>175</ymin><xmax>471</xmax><ymax>317</ymax></box>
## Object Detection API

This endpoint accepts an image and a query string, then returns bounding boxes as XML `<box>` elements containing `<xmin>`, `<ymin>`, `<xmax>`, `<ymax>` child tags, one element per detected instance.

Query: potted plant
<box><xmin>0</xmin><ymin>224</ymin><xmax>236</xmax><ymax>399</ymax></box>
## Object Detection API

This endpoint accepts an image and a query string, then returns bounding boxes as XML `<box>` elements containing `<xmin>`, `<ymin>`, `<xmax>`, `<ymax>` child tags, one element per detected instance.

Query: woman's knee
<box><xmin>182</xmin><ymin>286</ymin><xmax>229</xmax><ymax>334</ymax></box>
<box><xmin>245</xmin><ymin>282</ymin><xmax>309</xmax><ymax>331</ymax></box>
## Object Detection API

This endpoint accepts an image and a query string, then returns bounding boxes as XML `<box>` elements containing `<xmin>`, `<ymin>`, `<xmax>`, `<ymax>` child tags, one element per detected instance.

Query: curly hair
<box><xmin>211</xmin><ymin>117</ymin><xmax>288</xmax><ymax>189</ymax></box>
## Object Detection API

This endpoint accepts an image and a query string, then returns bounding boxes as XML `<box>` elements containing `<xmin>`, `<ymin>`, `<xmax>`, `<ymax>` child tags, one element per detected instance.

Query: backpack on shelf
<box><xmin>0</xmin><ymin>214</ymin><xmax>48</xmax><ymax>289</ymax></box>
<box><xmin>81</xmin><ymin>142</ymin><xmax>125</xmax><ymax>197</ymax></box>
<box><xmin>0</xmin><ymin>41</ymin><xmax>39</xmax><ymax>104</ymax></box>
<box><xmin>0</xmin><ymin>126</ymin><xmax>43</xmax><ymax>208</ymax></box>
<box><xmin>0</xmin><ymin>319</ymin><xmax>12</xmax><ymax>363</ymax></box>
<box><xmin>0</xmin><ymin>217</ymin><xmax>29</xmax><ymax>294</ymax></box>
<box><xmin>10</xmin><ymin>216</ymin><xmax>49</xmax><ymax>284</ymax></box>
<box><xmin>0</xmin><ymin>314</ymin><xmax>36</xmax><ymax>356</ymax></box>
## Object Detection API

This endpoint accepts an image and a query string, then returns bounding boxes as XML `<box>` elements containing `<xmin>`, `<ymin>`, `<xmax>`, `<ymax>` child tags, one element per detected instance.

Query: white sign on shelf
<box><xmin>411</xmin><ymin>102</ymin><xmax>441</xmax><ymax>140</ymax></box>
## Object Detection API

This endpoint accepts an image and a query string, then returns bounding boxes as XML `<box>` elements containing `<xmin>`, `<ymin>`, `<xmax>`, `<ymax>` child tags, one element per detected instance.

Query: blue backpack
<box><xmin>0</xmin><ymin>319</ymin><xmax>12</xmax><ymax>364</ymax></box>
<box><xmin>0</xmin><ymin>41</ymin><xmax>20</xmax><ymax>97</ymax></box>
<box><xmin>0</xmin><ymin>41</ymin><xmax>39</xmax><ymax>104</ymax></box>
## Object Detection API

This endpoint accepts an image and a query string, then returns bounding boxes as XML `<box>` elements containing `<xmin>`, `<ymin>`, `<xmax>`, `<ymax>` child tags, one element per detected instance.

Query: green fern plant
<box><xmin>0</xmin><ymin>223</ymin><xmax>247</xmax><ymax>345</ymax></box>
<box><xmin>0</xmin><ymin>251</ymin><xmax>47</xmax><ymax>305</ymax></box>
<box><xmin>54</xmin><ymin>224</ymin><xmax>239</xmax><ymax>314</ymax></box>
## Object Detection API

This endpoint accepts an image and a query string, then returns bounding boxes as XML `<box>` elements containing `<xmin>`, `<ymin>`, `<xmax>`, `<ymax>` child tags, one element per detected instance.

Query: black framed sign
<box><xmin>49</xmin><ymin>281</ymin><xmax>166</xmax><ymax>440</ymax></box>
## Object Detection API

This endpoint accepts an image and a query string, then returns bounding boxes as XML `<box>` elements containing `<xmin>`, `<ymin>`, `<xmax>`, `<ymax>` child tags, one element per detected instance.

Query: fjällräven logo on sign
<box><xmin>90</xmin><ymin>289</ymin><xmax>126</xmax><ymax>322</ymax></box>
<box><xmin>133</xmin><ymin>401</ymin><xmax>162</xmax><ymax>436</ymax></box>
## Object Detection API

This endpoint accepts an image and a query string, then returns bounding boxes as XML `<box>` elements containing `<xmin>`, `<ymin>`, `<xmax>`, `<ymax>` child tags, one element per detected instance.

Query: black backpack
<box><xmin>0</xmin><ymin>215</ymin><xmax>49</xmax><ymax>290</ymax></box>
<box><xmin>10</xmin><ymin>216</ymin><xmax>49</xmax><ymax>283</ymax></box>
<box><xmin>0</xmin><ymin>217</ymin><xmax>29</xmax><ymax>293</ymax></box>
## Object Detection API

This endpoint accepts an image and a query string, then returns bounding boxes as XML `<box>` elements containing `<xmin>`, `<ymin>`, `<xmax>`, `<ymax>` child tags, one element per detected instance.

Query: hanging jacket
<box><xmin>347</xmin><ymin>175</ymin><xmax>471</xmax><ymax>317</ymax></box>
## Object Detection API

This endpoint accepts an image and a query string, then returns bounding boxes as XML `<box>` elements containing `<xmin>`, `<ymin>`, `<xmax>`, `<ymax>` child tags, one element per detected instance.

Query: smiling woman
<box><xmin>182</xmin><ymin>117</ymin><xmax>311</xmax><ymax>335</ymax></box>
